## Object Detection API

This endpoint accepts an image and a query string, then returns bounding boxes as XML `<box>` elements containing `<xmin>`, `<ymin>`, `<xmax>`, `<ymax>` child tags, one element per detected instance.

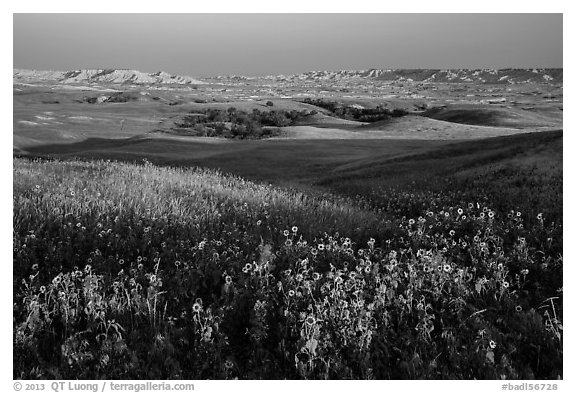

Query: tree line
<box><xmin>301</xmin><ymin>98</ymin><xmax>409</xmax><ymax>122</ymax></box>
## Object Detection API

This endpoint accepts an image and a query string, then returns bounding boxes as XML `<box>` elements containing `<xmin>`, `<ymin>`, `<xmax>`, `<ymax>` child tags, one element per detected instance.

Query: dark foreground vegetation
<box><xmin>13</xmin><ymin>130</ymin><xmax>562</xmax><ymax>380</ymax></box>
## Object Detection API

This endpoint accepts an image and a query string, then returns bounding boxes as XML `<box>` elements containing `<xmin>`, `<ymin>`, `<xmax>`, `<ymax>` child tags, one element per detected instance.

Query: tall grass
<box><xmin>13</xmin><ymin>157</ymin><xmax>562</xmax><ymax>379</ymax></box>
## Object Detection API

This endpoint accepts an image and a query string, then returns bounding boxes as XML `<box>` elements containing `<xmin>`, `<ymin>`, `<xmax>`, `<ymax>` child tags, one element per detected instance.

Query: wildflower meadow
<box><xmin>13</xmin><ymin>156</ymin><xmax>562</xmax><ymax>379</ymax></box>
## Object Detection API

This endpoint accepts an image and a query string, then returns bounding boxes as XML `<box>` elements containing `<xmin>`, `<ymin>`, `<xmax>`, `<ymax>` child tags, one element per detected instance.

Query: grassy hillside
<box><xmin>21</xmin><ymin>138</ymin><xmax>450</xmax><ymax>185</ymax></box>
<box><xmin>322</xmin><ymin>131</ymin><xmax>563</xmax><ymax>226</ymax></box>
<box><xmin>421</xmin><ymin>105</ymin><xmax>562</xmax><ymax>129</ymax></box>
<box><xmin>14</xmin><ymin>146</ymin><xmax>562</xmax><ymax>379</ymax></box>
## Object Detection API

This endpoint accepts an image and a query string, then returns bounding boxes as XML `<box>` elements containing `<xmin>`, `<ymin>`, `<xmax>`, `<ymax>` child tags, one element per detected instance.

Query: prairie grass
<box><xmin>13</xmin><ymin>156</ymin><xmax>562</xmax><ymax>379</ymax></box>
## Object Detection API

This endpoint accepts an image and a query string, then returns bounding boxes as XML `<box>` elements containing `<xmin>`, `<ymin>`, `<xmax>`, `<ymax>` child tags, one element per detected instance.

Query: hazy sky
<box><xmin>13</xmin><ymin>14</ymin><xmax>563</xmax><ymax>77</ymax></box>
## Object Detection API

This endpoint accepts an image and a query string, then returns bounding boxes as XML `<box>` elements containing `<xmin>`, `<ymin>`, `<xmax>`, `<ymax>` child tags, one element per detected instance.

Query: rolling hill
<box><xmin>420</xmin><ymin>104</ymin><xmax>562</xmax><ymax>128</ymax></box>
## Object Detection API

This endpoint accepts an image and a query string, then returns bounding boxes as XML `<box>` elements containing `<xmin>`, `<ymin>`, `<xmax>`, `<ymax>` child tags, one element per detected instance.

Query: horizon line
<box><xmin>14</xmin><ymin>66</ymin><xmax>565</xmax><ymax>77</ymax></box>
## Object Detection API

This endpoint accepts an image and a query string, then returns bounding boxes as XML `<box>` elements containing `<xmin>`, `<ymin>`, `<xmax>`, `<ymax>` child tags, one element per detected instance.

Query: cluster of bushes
<box><xmin>80</xmin><ymin>92</ymin><xmax>138</xmax><ymax>104</ymax></box>
<box><xmin>301</xmin><ymin>98</ymin><xmax>409</xmax><ymax>122</ymax></box>
<box><xmin>174</xmin><ymin>107</ymin><xmax>314</xmax><ymax>139</ymax></box>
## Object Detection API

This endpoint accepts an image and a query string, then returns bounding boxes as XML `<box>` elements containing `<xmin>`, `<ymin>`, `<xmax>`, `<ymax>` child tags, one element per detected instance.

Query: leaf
<box><xmin>475</xmin><ymin>282</ymin><xmax>482</xmax><ymax>294</ymax></box>
<box><xmin>305</xmin><ymin>338</ymin><xmax>318</xmax><ymax>356</ymax></box>
<box><xmin>486</xmin><ymin>350</ymin><xmax>495</xmax><ymax>364</ymax></box>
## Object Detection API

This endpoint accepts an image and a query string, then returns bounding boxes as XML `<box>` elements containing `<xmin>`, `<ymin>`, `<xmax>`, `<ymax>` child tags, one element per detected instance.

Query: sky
<box><xmin>13</xmin><ymin>13</ymin><xmax>563</xmax><ymax>77</ymax></box>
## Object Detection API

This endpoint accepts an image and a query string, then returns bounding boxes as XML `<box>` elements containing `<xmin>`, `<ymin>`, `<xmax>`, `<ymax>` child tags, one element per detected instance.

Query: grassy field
<box><xmin>322</xmin><ymin>130</ymin><xmax>563</xmax><ymax>225</ymax></box>
<box><xmin>20</xmin><ymin>137</ymin><xmax>450</xmax><ymax>186</ymax></box>
<box><xmin>14</xmin><ymin>83</ymin><xmax>562</xmax><ymax>153</ymax></box>
<box><xmin>13</xmin><ymin>129</ymin><xmax>562</xmax><ymax>379</ymax></box>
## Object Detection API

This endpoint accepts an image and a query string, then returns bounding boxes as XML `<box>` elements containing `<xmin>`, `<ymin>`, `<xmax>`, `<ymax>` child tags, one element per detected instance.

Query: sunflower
<box><xmin>192</xmin><ymin>302</ymin><xmax>202</xmax><ymax>313</ymax></box>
